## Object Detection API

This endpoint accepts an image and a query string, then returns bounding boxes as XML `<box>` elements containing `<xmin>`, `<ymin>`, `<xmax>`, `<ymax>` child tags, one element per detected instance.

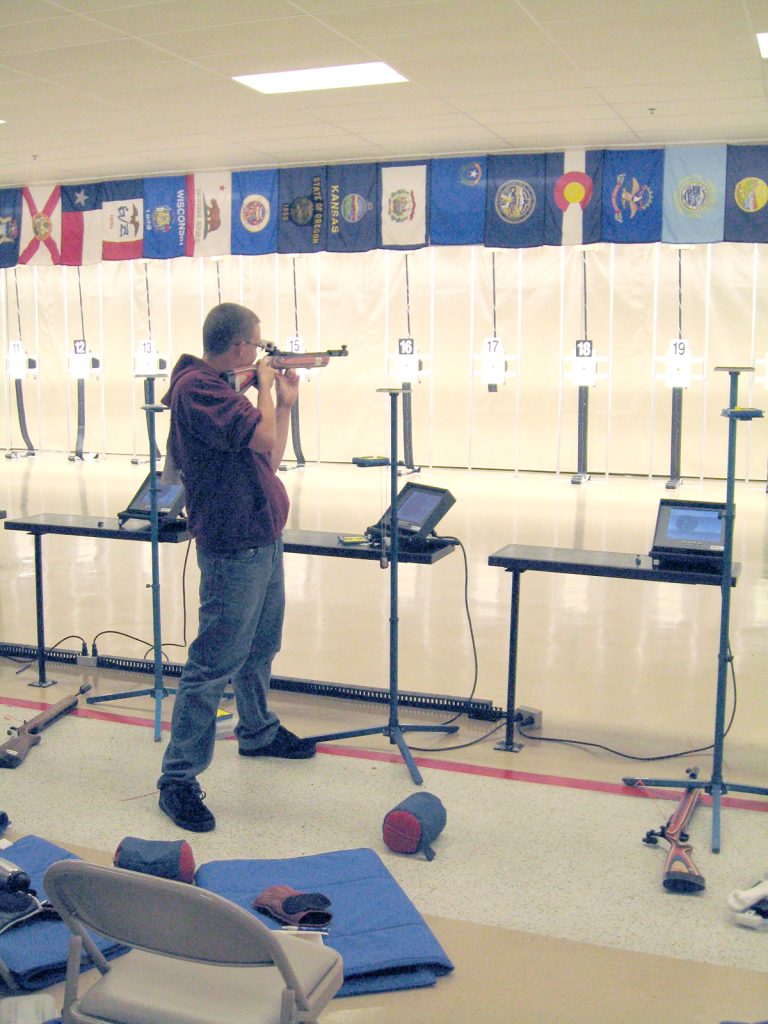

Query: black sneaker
<box><xmin>239</xmin><ymin>725</ymin><xmax>316</xmax><ymax>760</ymax></box>
<box><xmin>159</xmin><ymin>784</ymin><xmax>216</xmax><ymax>832</ymax></box>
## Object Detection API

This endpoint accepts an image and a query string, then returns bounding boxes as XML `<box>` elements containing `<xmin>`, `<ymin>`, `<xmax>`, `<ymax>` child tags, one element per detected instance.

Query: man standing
<box><xmin>157</xmin><ymin>302</ymin><xmax>315</xmax><ymax>833</ymax></box>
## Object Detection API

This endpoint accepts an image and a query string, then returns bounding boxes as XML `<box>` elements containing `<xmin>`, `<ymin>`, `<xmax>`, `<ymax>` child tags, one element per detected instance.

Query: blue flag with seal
<box><xmin>724</xmin><ymin>145</ymin><xmax>768</xmax><ymax>243</ymax></box>
<box><xmin>278</xmin><ymin>166</ymin><xmax>327</xmax><ymax>254</ymax></box>
<box><xmin>662</xmin><ymin>145</ymin><xmax>726</xmax><ymax>244</ymax></box>
<box><xmin>325</xmin><ymin>163</ymin><xmax>378</xmax><ymax>253</ymax></box>
<box><xmin>232</xmin><ymin>170</ymin><xmax>278</xmax><ymax>256</ymax></box>
<box><xmin>601</xmin><ymin>149</ymin><xmax>663</xmax><ymax>243</ymax></box>
<box><xmin>0</xmin><ymin>188</ymin><xmax>22</xmax><ymax>268</ymax></box>
<box><xmin>485</xmin><ymin>154</ymin><xmax>547</xmax><ymax>249</ymax></box>
<box><xmin>544</xmin><ymin>150</ymin><xmax>602</xmax><ymax>246</ymax></box>
<box><xmin>143</xmin><ymin>176</ymin><xmax>187</xmax><ymax>260</ymax></box>
<box><xmin>429</xmin><ymin>157</ymin><xmax>487</xmax><ymax>245</ymax></box>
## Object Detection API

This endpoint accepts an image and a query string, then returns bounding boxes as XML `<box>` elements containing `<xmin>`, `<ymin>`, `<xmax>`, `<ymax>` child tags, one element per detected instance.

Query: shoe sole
<box><xmin>238</xmin><ymin>747</ymin><xmax>316</xmax><ymax>760</ymax></box>
<box><xmin>159</xmin><ymin>799</ymin><xmax>216</xmax><ymax>833</ymax></box>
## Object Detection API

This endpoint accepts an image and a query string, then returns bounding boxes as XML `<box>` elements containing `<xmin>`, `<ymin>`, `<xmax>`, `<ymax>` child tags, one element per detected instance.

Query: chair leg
<box><xmin>62</xmin><ymin>935</ymin><xmax>82</xmax><ymax>1023</ymax></box>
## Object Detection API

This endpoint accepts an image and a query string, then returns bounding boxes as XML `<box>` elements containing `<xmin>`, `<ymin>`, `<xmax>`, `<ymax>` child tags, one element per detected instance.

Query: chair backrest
<box><xmin>44</xmin><ymin>860</ymin><xmax>283</xmax><ymax>967</ymax></box>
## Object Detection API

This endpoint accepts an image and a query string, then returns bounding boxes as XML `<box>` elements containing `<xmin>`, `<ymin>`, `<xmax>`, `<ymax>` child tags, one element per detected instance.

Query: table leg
<box><xmin>495</xmin><ymin>569</ymin><xmax>522</xmax><ymax>752</ymax></box>
<box><xmin>31</xmin><ymin>533</ymin><xmax>56</xmax><ymax>688</ymax></box>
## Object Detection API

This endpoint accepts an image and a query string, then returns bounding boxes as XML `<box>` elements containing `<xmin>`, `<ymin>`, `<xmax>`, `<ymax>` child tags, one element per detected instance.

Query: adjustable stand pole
<box><xmin>572</xmin><ymin>251</ymin><xmax>590</xmax><ymax>484</ymax></box>
<box><xmin>624</xmin><ymin>367</ymin><xmax>767</xmax><ymax>852</ymax></box>
<box><xmin>86</xmin><ymin>375</ymin><xmax>170</xmax><ymax>741</ymax></box>
<box><xmin>666</xmin><ymin>250</ymin><xmax>685</xmax><ymax>489</ymax></box>
<box><xmin>306</xmin><ymin>388</ymin><xmax>457</xmax><ymax>784</ymax></box>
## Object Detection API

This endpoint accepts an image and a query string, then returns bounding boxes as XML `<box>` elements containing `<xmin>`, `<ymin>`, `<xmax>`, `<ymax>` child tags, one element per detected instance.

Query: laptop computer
<box><xmin>649</xmin><ymin>498</ymin><xmax>726</xmax><ymax>572</ymax></box>
<box><xmin>118</xmin><ymin>471</ymin><xmax>186</xmax><ymax>527</ymax></box>
<box><xmin>366</xmin><ymin>482</ymin><xmax>455</xmax><ymax>549</ymax></box>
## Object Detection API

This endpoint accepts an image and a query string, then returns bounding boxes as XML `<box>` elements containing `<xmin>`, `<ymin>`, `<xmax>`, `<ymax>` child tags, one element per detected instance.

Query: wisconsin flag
<box><xmin>429</xmin><ymin>157</ymin><xmax>486</xmax><ymax>246</ymax></box>
<box><xmin>0</xmin><ymin>188</ymin><xmax>21</xmax><ymax>269</ymax></box>
<box><xmin>143</xmin><ymin>176</ymin><xmax>187</xmax><ymax>260</ymax></box>
<box><xmin>662</xmin><ymin>145</ymin><xmax>726</xmax><ymax>244</ymax></box>
<box><xmin>231</xmin><ymin>169</ymin><xmax>278</xmax><ymax>256</ymax></box>
<box><xmin>724</xmin><ymin>145</ymin><xmax>768</xmax><ymax>243</ymax></box>
<box><xmin>379</xmin><ymin>162</ymin><xmax>428</xmax><ymax>248</ymax></box>
<box><xmin>278</xmin><ymin>166</ymin><xmax>327</xmax><ymax>254</ymax></box>
<box><xmin>545</xmin><ymin>150</ymin><xmax>603</xmax><ymax>246</ymax></box>
<box><xmin>185</xmin><ymin>172</ymin><xmax>232</xmax><ymax>258</ymax></box>
<box><xmin>102</xmin><ymin>179</ymin><xmax>144</xmax><ymax>261</ymax></box>
<box><xmin>326</xmin><ymin>163</ymin><xmax>378</xmax><ymax>253</ymax></box>
<box><xmin>601</xmin><ymin>149</ymin><xmax>663</xmax><ymax>243</ymax></box>
<box><xmin>19</xmin><ymin>185</ymin><xmax>61</xmax><ymax>265</ymax></box>
<box><xmin>61</xmin><ymin>183</ymin><xmax>102</xmax><ymax>266</ymax></box>
<box><xmin>485</xmin><ymin>154</ymin><xmax>547</xmax><ymax>248</ymax></box>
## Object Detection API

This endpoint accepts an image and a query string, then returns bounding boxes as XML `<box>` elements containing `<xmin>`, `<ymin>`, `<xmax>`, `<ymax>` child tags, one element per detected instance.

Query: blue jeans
<box><xmin>158</xmin><ymin>538</ymin><xmax>284</xmax><ymax>790</ymax></box>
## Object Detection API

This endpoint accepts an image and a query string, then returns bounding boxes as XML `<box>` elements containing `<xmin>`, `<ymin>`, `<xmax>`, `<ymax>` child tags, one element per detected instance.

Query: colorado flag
<box><xmin>545</xmin><ymin>150</ymin><xmax>603</xmax><ymax>246</ymax></box>
<box><xmin>662</xmin><ymin>145</ymin><xmax>726</xmax><ymax>244</ymax></box>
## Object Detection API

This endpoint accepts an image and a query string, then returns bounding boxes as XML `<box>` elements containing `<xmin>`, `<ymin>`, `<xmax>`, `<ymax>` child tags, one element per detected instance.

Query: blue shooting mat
<box><xmin>195</xmin><ymin>847</ymin><xmax>454</xmax><ymax>996</ymax></box>
<box><xmin>0</xmin><ymin>835</ymin><xmax>127</xmax><ymax>991</ymax></box>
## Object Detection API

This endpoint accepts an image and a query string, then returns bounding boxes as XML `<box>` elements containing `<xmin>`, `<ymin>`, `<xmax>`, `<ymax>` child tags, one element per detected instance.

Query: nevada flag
<box><xmin>102</xmin><ymin>179</ymin><xmax>144</xmax><ymax>261</ymax></box>
<box><xmin>61</xmin><ymin>183</ymin><xmax>103</xmax><ymax>266</ymax></box>
<box><xmin>0</xmin><ymin>188</ymin><xmax>21</xmax><ymax>269</ymax></box>
<box><xmin>544</xmin><ymin>150</ymin><xmax>603</xmax><ymax>246</ymax></box>
<box><xmin>723</xmin><ymin>145</ymin><xmax>768</xmax><ymax>243</ymax></box>
<box><xmin>601</xmin><ymin>149</ymin><xmax>663</xmax><ymax>244</ymax></box>
<box><xmin>379</xmin><ymin>162</ymin><xmax>429</xmax><ymax>248</ymax></box>
<box><xmin>429</xmin><ymin>157</ymin><xmax>486</xmax><ymax>246</ymax></box>
<box><xmin>19</xmin><ymin>185</ymin><xmax>61</xmax><ymax>265</ymax></box>
<box><xmin>662</xmin><ymin>145</ymin><xmax>726</xmax><ymax>244</ymax></box>
<box><xmin>185</xmin><ymin>172</ymin><xmax>232</xmax><ymax>258</ymax></box>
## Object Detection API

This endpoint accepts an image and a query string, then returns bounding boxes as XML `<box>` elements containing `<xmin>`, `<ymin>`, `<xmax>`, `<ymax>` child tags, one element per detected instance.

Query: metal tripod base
<box><xmin>28</xmin><ymin>677</ymin><xmax>58</xmax><ymax>689</ymax></box>
<box><xmin>307</xmin><ymin>721</ymin><xmax>458</xmax><ymax>785</ymax></box>
<box><xmin>570</xmin><ymin>472</ymin><xmax>590</xmax><ymax>485</ymax></box>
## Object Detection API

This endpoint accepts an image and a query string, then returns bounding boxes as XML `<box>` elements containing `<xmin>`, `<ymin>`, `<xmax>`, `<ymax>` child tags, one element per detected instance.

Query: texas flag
<box><xmin>18</xmin><ymin>185</ymin><xmax>61</xmax><ymax>265</ymax></box>
<box><xmin>60</xmin><ymin>183</ymin><xmax>103</xmax><ymax>265</ymax></box>
<box><xmin>185</xmin><ymin>172</ymin><xmax>232</xmax><ymax>257</ymax></box>
<box><xmin>102</xmin><ymin>179</ymin><xmax>144</xmax><ymax>261</ymax></box>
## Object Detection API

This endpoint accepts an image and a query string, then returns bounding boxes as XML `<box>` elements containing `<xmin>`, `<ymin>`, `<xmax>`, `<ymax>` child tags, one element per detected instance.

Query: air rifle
<box><xmin>639</xmin><ymin>767</ymin><xmax>706</xmax><ymax>893</ymax></box>
<box><xmin>0</xmin><ymin>684</ymin><xmax>91</xmax><ymax>769</ymax></box>
<box><xmin>223</xmin><ymin>344</ymin><xmax>349</xmax><ymax>394</ymax></box>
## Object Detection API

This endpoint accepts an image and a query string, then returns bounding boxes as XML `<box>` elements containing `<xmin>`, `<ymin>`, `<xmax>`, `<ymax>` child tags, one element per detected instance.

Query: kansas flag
<box><xmin>326</xmin><ymin>163</ymin><xmax>378</xmax><ymax>253</ymax></box>
<box><xmin>231</xmin><ymin>170</ymin><xmax>278</xmax><ymax>256</ymax></box>
<box><xmin>143</xmin><ymin>176</ymin><xmax>187</xmax><ymax>260</ymax></box>
<box><xmin>61</xmin><ymin>183</ymin><xmax>102</xmax><ymax>266</ymax></box>
<box><xmin>601</xmin><ymin>149</ymin><xmax>663</xmax><ymax>244</ymax></box>
<box><xmin>724</xmin><ymin>145</ymin><xmax>768</xmax><ymax>243</ymax></box>
<box><xmin>662</xmin><ymin>145</ymin><xmax>726</xmax><ymax>244</ymax></box>
<box><xmin>485</xmin><ymin>154</ymin><xmax>547</xmax><ymax>248</ymax></box>
<box><xmin>102</xmin><ymin>179</ymin><xmax>144</xmax><ymax>261</ymax></box>
<box><xmin>379</xmin><ymin>162</ymin><xmax>428</xmax><ymax>248</ymax></box>
<box><xmin>0</xmin><ymin>189</ymin><xmax>21</xmax><ymax>269</ymax></box>
<box><xmin>545</xmin><ymin>150</ymin><xmax>603</xmax><ymax>246</ymax></box>
<box><xmin>429</xmin><ymin>157</ymin><xmax>486</xmax><ymax>246</ymax></box>
<box><xmin>278</xmin><ymin>166</ymin><xmax>327</xmax><ymax>254</ymax></box>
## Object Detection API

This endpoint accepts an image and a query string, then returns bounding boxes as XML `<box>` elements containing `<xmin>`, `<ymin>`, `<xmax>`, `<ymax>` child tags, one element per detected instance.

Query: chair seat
<box><xmin>76</xmin><ymin>940</ymin><xmax>342</xmax><ymax>1024</ymax></box>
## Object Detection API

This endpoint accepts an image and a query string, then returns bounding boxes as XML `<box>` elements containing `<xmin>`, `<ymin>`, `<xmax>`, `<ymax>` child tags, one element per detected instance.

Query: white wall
<box><xmin>2</xmin><ymin>242</ymin><xmax>766</xmax><ymax>480</ymax></box>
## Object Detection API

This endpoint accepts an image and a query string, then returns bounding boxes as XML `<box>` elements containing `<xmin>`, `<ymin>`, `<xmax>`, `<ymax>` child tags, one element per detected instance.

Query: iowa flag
<box><xmin>61</xmin><ymin>183</ymin><xmax>102</xmax><ymax>266</ymax></box>
<box><xmin>379</xmin><ymin>162</ymin><xmax>428</xmax><ymax>248</ymax></box>
<box><xmin>545</xmin><ymin>150</ymin><xmax>602</xmax><ymax>245</ymax></box>
<box><xmin>102</xmin><ymin>179</ymin><xmax>144</xmax><ymax>261</ymax></box>
<box><xmin>485</xmin><ymin>154</ymin><xmax>547</xmax><ymax>248</ymax></box>
<box><xmin>429</xmin><ymin>157</ymin><xmax>486</xmax><ymax>246</ymax></box>
<box><xmin>185</xmin><ymin>172</ymin><xmax>232</xmax><ymax>258</ymax></box>
<box><xmin>601</xmin><ymin>150</ymin><xmax>663</xmax><ymax>243</ymax></box>
<box><xmin>724</xmin><ymin>145</ymin><xmax>768</xmax><ymax>243</ymax></box>
<box><xmin>662</xmin><ymin>145</ymin><xmax>726</xmax><ymax>244</ymax></box>
<box><xmin>19</xmin><ymin>186</ymin><xmax>61</xmax><ymax>265</ymax></box>
<box><xmin>0</xmin><ymin>189</ymin><xmax>21</xmax><ymax>269</ymax></box>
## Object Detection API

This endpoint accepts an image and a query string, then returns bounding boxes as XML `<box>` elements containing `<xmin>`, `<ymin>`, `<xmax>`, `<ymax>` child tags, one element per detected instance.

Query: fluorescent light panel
<box><xmin>758</xmin><ymin>32</ymin><xmax>768</xmax><ymax>58</ymax></box>
<box><xmin>234</xmin><ymin>61</ymin><xmax>406</xmax><ymax>94</ymax></box>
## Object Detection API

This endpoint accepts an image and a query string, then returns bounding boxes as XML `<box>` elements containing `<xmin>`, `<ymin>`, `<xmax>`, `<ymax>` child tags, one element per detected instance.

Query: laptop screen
<box><xmin>370</xmin><ymin>482</ymin><xmax>455</xmax><ymax>544</ymax></box>
<box><xmin>119</xmin><ymin>471</ymin><xmax>186</xmax><ymax>524</ymax></box>
<box><xmin>650</xmin><ymin>499</ymin><xmax>726</xmax><ymax>564</ymax></box>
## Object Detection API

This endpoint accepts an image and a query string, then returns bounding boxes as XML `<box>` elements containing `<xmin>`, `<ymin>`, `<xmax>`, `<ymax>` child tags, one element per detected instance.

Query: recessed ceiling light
<box><xmin>233</xmin><ymin>62</ymin><xmax>407</xmax><ymax>94</ymax></box>
<box><xmin>758</xmin><ymin>32</ymin><xmax>768</xmax><ymax>58</ymax></box>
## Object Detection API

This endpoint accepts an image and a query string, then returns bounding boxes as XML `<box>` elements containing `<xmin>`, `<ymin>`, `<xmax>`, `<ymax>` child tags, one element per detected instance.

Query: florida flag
<box><xmin>61</xmin><ymin>183</ymin><xmax>103</xmax><ymax>265</ymax></box>
<box><xmin>185</xmin><ymin>172</ymin><xmax>232</xmax><ymax>257</ymax></box>
<box><xmin>18</xmin><ymin>186</ymin><xmax>61</xmax><ymax>265</ymax></box>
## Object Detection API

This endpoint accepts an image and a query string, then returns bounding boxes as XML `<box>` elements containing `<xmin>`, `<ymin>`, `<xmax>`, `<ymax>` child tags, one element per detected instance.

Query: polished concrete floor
<box><xmin>1</xmin><ymin>455</ymin><xmax>767</xmax><ymax>1022</ymax></box>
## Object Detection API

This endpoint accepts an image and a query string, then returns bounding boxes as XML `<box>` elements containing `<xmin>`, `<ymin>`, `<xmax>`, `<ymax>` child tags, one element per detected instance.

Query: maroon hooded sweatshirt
<box><xmin>162</xmin><ymin>355</ymin><xmax>289</xmax><ymax>553</ymax></box>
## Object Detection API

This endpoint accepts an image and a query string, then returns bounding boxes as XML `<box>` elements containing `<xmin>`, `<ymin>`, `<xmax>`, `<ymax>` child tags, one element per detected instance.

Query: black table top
<box><xmin>489</xmin><ymin>543</ymin><xmax>738</xmax><ymax>586</ymax></box>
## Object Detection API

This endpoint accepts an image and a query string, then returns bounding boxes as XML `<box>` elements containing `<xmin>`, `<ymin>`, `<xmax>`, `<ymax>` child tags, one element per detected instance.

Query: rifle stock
<box><xmin>642</xmin><ymin>768</ymin><xmax>706</xmax><ymax>894</ymax></box>
<box><xmin>222</xmin><ymin>345</ymin><xmax>349</xmax><ymax>393</ymax></box>
<box><xmin>0</xmin><ymin>684</ymin><xmax>91</xmax><ymax>769</ymax></box>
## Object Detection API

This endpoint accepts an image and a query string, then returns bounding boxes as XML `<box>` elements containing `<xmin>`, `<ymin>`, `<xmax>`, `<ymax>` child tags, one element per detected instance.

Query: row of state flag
<box><xmin>1</xmin><ymin>145</ymin><xmax>767</xmax><ymax>269</ymax></box>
